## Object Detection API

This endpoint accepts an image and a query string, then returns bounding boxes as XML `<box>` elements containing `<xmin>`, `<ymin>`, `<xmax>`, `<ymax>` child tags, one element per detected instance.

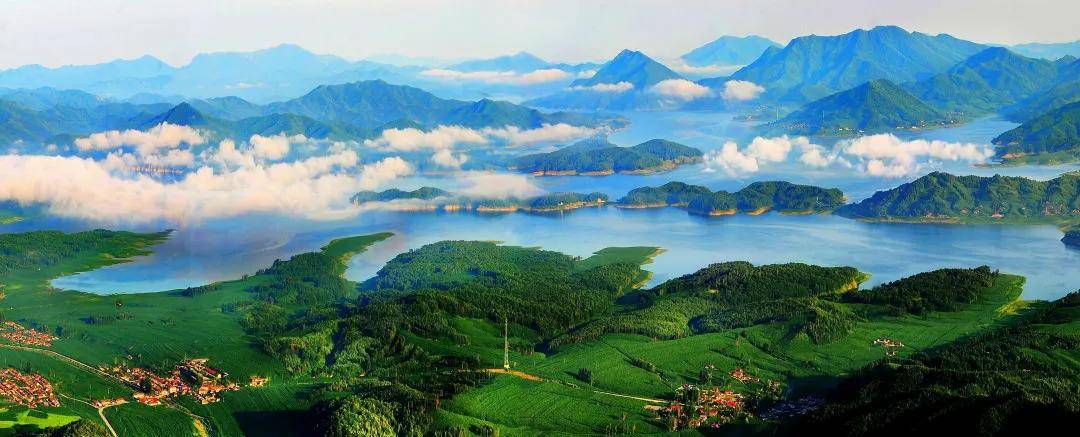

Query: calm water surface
<box><xmin>19</xmin><ymin>111</ymin><xmax>1080</xmax><ymax>299</ymax></box>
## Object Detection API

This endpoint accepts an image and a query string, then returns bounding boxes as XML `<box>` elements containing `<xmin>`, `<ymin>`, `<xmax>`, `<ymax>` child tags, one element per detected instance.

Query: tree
<box><xmin>314</xmin><ymin>396</ymin><xmax>397</xmax><ymax>437</ymax></box>
<box><xmin>577</xmin><ymin>368</ymin><xmax>594</xmax><ymax>384</ymax></box>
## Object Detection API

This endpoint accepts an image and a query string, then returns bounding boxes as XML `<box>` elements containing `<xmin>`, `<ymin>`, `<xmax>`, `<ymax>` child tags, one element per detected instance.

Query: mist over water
<box><xmin>36</xmin><ymin>111</ymin><xmax>1080</xmax><ymax>300</ymax></box>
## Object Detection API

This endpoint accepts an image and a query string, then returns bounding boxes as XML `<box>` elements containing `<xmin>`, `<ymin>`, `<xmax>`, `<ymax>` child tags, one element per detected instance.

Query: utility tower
<box><xmin>503</xmin><ymin>317</ymin><xmax>511</xmax><ymax>370</ymax></box>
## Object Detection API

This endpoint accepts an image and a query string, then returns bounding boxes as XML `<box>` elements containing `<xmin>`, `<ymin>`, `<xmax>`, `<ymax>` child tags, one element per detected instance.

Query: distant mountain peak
<box><xmin>681</xmin><ymin>35</ymin><xmax>781</xmax><ymax>67</ymax></box>
<box><xmin>570</xmin><ymin>49</ymin><xmax>681</xmax><ymax>89</ymax></box>
<box><xmin>138</xmin><ymin>102</ymin><xmax>212</xmax><ymax>129</ymax></box>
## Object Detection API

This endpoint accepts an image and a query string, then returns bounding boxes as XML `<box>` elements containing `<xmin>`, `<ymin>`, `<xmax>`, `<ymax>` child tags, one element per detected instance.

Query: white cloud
<box><xmin>668</xmin><ymin>60</ymin><xmax>743</xmax><ymax>76</ymax></box>
<box><xmin>363</xmin><ymin>123</ymin><xmax>600</xmax><ymax>151</ymax></box>
<box><xmin>702</xmin><ymin>135</ymin><xmax>836</xmax><ymax>175</ymax></box>
<box><xmin>482</xmin><ymin>123</ymin><xmax>600</xmax><ymax>146</ymax></box>
<box><xmin>576</xmin><ymin>69</ymin><xmax>597</xmax><ymax>79</ymax></box>
<box><xmin>649</xmin><ymin>79</ymin><xmax>712</xmax><ymax>101</ymax></box>
<box><xmin>747</xmin><ymin>135</ymin><xmax>804</xmax><ymax>163</ymax></box>
<box><xmin>249</xmin><ymin>133</ymin><xmax>305</xmax><ymax>161</ymax></box>
<box><xmin>205</xmin><ymin>139</ymin><xmax>256</xmax><ymax>169</ymax></box>
<box><xmin>841</xmin><ymin>134</ymin><xmax>994</xmax><ymax>177</ymax></box>
<box><xmin>142</xmin><ymin>149</ymin><xmax>195</xmax><ymax>167</ymax></box>
<box><xmin>420</xmin><ymin>68</ymin><xmax>572</xmax><ymax>85</ymax></box>
<box><xmin>569</xmin><ymin>82</ymin><xmax>634</xmax><ymax>92</ymax></box>
<box><xmin>363</xmin><ymin>125</ymin><xmax>489</xmax><ymax>151</ymax></box>
<box><xmin>455</xmin><ymin>172</ymin><xmax>544</xmax><ymax>199</ymax></box>
<box><xmin>0</xmin><ymin>152</ymin><xmax>412</xmax><ymax>224</ymax></box>
<box><xmin>431</xmin><ymin>149</ymin><xmax>469</xmax><ymax>169</ymax></box>
<box><xmin>74</xmin><ymin>123</ymin><xmax>205</xmax><ymax>157</ymax></box>
<box><xmin>721</xmin><ymin>80</ymin><xmax>765</xmax><ymax>101</ymax></box>
<box><xmin>864</xmin><ymin>159</ymin><xmax>915</xmax><ymax>178</ymax></box>
<box><xmin>703</xmin><ymin>141</ymin><xmax>759</xmax><ymax>176</ymax></box>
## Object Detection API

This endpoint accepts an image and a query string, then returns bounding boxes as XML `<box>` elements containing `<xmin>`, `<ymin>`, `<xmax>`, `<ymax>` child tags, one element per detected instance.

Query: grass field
<box><xmin>421</xmin><ymin>274</ymin><xmax>1030</xmax><ymax>434</ymax></box>
<box><xmin>0</xmin><ymin>231</ymin><xmax>393</xmax><ymax>436</ymax></box>
<box><xmin>321</xmin><ymin>232</ymin><xmax>395</xmax><ymax>262</ymax></box>
<box><xmin>0</xmin><ymin>229</ymin><xmax>1048</xmax><ymax>436</ymax></box>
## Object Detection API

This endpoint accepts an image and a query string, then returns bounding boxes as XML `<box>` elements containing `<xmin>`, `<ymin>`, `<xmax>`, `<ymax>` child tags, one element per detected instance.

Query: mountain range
<box><xmin>525</xmin><ymin>50</ymin><xmax>689</xmax><ymax>110</ymax></box>
<box><xmin>726</xmin><ymin>26</ymin><xmax>987</xmax><ymax>103</ymax></box>
<box><xmin>1009</xmin><ymin>40</ymin><xmax>1080</xmax><ymax>60</ymax></box>
<box><xmin>0</xmin><ymin>45</ymin><xmax>601</xmax><ymax>103</ymax></box>
<box><xmin>904</xmin><ymin>47</ymin><xmax>1062</xmax><ymax>115</ymax></box>
<box><xmin>0</xmin><ymin>80</ymin><xmax>622</xmax><ymax>147</ymax></box>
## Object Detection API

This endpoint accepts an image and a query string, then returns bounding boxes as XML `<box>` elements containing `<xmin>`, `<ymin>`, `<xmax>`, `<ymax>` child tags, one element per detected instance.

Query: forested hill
<box><xmin>993</xmin><ymin>100</ymin><xmax>1080</xmax><ymax>164</ymax></box>
<box><xmin>836</xmin><ymin>171</ymin><xmax>1080</xmax><ymax>222</ymax></box>
<box><xmin>770</xmin><ymin>79</ymin><xmax>953</xmax><ymax>135</ymax></box>
<box><xmin>795</xmin><ymin>289</ymin><xmax>1080</xmax><ymax>435</ymax></box>
<box><xmin>670</xmin><ymin>181</ymin><xmax>845</xmax><ymax>216</ymax></box>
<box><xmin>511</xmin><ymin>138</ymin><xmax>703</xmax><ymax>175</ymax></box>
<box><xmin>727</xmin><ymin>25</ymin><xmax>986</xmax><ymax>102</ymax></box>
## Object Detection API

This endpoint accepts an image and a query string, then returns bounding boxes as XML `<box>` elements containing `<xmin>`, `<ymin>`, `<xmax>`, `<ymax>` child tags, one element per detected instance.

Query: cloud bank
<box><xmin>363</xmin><ymin>123</ymin><xmax>601</xmax><ymax>151</ymax></box>
<box><xmin>701</xmin><ymin>134</ymin><xmax>991</xmax><ymax>177</ymax></box>
<box><xmin>721</xmin><ymin>80</ymin><xmax>765</xmax><ymax>101</ymax></box>
<box><xmin>0</xmin><ymin>147</ymin><xmax>412</xmax><ymax>224</ymax></box>
<box><xmin>569</xmin><ymin>82</ymin><xmax>634</xmax><ymax>92</ymax></box>
<box><xmin>420</xmin><ymin>68</ymin><xmax>572</xmax><ymax>85</ymax></box>
<box><xmin>650</xmin><ymin>79</ymin><xmax>712</xmax><ymax>101</ymax></box>
<box><xmin>841</xmin><ymin>134</ymin><xmax>994</xmax><ymax>177</ymax></box>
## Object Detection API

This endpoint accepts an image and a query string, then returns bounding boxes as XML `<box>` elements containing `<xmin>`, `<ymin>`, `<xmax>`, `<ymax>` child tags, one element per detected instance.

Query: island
<box><xmin>353</xmin><ymin>181</ymin><xmax>845</xmax><ymax>217</ymax></box>
<box><xmin>510</xmin><ymin>138</ymin><xmax>703</xmax><ymax>175</ymax></box>
<box><xmin>768</xmin><ymin>79</ymin><xmax>961</xmax><ymax>136</ymax></box>
<box><xmin>350</xmin><ymin>186</ymin><xmax>450</xmax><ymax>204</ymax></box>
<box><xmin>615</xmin><ymin>180</ymin><xmax>845</xmax><ymax>216</ymax></box>
<box><xmin>835</xmin><ymin>171</ymin><xmax>1080</xmax><ymax>224</ymax></box>
<box><xmin>351</xmin><ymin>187</ymin><xmax>608</xmax><ymax>213</ymax></box>
<box><xmin>992</xmin><ymin>100</ymin><xmax>1080</xmax><ymax>165</ymax></box>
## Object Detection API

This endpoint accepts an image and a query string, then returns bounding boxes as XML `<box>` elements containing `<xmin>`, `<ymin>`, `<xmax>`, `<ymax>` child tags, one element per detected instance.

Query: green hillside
<box><xmin>0</xmin><ymin>228</ymin><xmax>1073</xmax><ymax>436</ymax></box>
<box><xmin>512</xmin><ymin>138</ymin><xmax>702</xmax><ymax>175</ymax></box>
<box><xmin>771</xmin><ymin>79</ymin><xmax>952</xmax><ymax>135</ymax></box>
<box><xmin>993</xmin><ymin>101</ymin><xmax>1080</xmax><ymax>164</ymax></box>
<box><xmin>729</xmin><ymin>25</ymin><xmax>986</xmax><ymax>102</ymax></box>
<box><xmin>906</xmin><ymin>47</ymin><xmax>1061</xmax><ymax>116</ymax></box>
<box><xmin>836</xmin><ymin>171</ymin><xmax>1080</xmax><ymax>223</ymax></box>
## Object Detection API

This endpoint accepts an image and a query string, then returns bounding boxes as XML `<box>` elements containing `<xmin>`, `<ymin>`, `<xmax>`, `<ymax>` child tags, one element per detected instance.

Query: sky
<box><xmin>2</xmin><ymin>0</ymin><xmax>1079</xmax><ymax>69</ymax></box>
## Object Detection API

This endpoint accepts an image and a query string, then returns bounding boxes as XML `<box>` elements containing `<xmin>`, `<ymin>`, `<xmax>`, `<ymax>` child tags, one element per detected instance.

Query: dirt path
<box><xmin>3</xmin><ymin>343</ymin><xmax>208</xmax><ymax>436</ymax></box>
<box><xmin>481</xmin><ymin>368</ymin><xmax>544</xmax><ymax>381</ymax></box>
<box><xmin>0</xmin><ymin>343</ymin><xmax>112</xmax><ymax>379</ymax></box>
<box><xmin>483</xmin><ymin>367</ymin><xmax>667</xmax><ymax>405</ymax></box>
<box><xmin>590</xmin><ymin>389</ymin><xmax>667</xmax><ymax>404</ymax></box>
<box><xmin>60</xmin><ymin>394</ymin><xmax>119</xmax><ymax>437</ymax></box>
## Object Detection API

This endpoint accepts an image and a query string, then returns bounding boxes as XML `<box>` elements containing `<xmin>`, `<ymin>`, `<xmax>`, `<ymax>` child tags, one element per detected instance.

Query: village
<box><xmin>101</xmin><ymin>358</ymin><xmax>249</xmax><ymax>405</ymax></box>
<box><xmin>649</xmin><ymin>366</ymin><xmax>787</xmax><ymax>431</ymax></box>
<box><xmin>0</xmin><ymin>368</ymin><xmax>61</xmax><ymax>409</ymax></box>
<box><xmin>874</xmin><ymin>337</ymin><xmax>906</xmax><ymax>356</ymax></box>
<box><xmin>0</xmin><ymin>321</ymin><xmax>58</xmax><ymax>347</ymax></box>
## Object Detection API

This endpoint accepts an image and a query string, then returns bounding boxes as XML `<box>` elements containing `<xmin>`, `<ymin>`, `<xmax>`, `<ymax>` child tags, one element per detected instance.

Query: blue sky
<box><xmin>2</xmin><ymin>0</ymin><xmax>1078</xmax><ymax>69</ymax></box>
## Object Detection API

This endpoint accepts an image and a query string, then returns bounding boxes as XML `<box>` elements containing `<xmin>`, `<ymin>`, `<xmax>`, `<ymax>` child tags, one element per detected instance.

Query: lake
<box><xmin>19</xmin><ymin>111</ymin><xmax>1080</xmax><ymax>300</ymax></box>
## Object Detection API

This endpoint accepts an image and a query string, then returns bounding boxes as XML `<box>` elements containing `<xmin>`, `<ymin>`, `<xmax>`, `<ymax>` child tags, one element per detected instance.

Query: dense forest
<box><xmin>795</xmin><ymin>291</ymin><xmax>1080</xmax><ymax>435</ymax></box>
<box><xmin>548</xmin><ymin>262</ymin><xmax>865</xmax><ymax>349</ymax></box>
<box><xmin>686</xmin><ymin>182</ymin><xmax>845</xmax><ymax>215</ymax></box>
<box><xmin>836</xmin><ymin>171</ymin><xmax>1080</xmax><ymax>221</ymax></box>
<box><xmin>993</xmin><ymin>100</ymin><xmax>1080</xmax><ymax>163</ymax></box>
<box><xmin>351</xmin><ymin>187</ymin><xmax>449</xmax><ymax>204</ymax></box>
<box><xmin>770</xmin><ymin>79</ymin><xmax>953</xmax><ymax>135</ymax></box>
<box><xmin>617</xmin><ymin>181</ymin><xmax>714</xmax><ymax>207</ymax></box>
<box><xmin>511</xmin><ymin>138</ymin><xmax>702</xmax><ymax>174</ymax></box>
<box><xmin>615</xmin><ymin>180</ymin><xmax>845</xmax><ymax>215</ymax></box>
<box><xmin>0</xmin><ymin>229</ymin><xmax>168</xmax><ymax>281</ymax></box>
<box><xmin>843</xmin><ymin>266</ymin><xmax>999</xmax><ymax>315</ymax></box>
